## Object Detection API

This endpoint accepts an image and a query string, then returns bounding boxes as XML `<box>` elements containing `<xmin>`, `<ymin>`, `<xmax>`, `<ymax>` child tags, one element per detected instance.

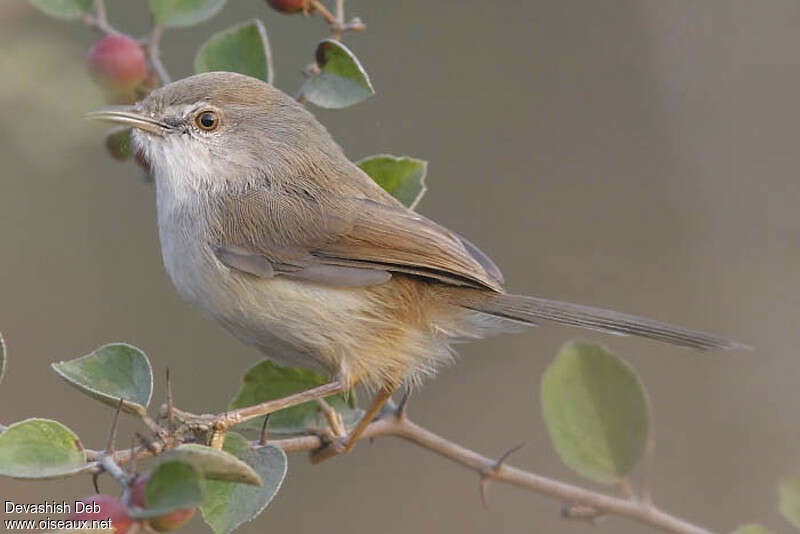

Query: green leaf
<box><xmin>29</xmin><ymin>0</ymin><xmax>93</xmax><ymax>20</ymax></box>
<box><xmin>201</xmin><ymin>432</ymin><xmax>287</xmax><ymax>534</ymax></box>
<box><xmin>541</xmin><ymin>341</ymin><xmax>650</xmax><ymax>484</ymax></box>
<box><xmin>105</xmin><ymin>127</ymin><xmax>132</xmax><ymax>161</ymax></box>
<box><xmin>0</xmin><ymin>419</ymin><xmax>87</xmax><ymax>479</ymax></box>
<box><xmin>131</xmin><ymin>460</ymin><xmax>204</xmax><ymax>519</ymax></box>
<box><xmin>302</xmin><ymin>39</ymin><xmax>374</xmax><ymax>109</ymax></box>
<box><xmin>51</xmin><ymin>343</ymin><xmax>153</xmax><ymax>416</ymax></box>
<box><xmin>731</xmin><ymin>525</ymin><xmax>774</xmax><ymax>534</ymax></box>
<box><xmin>194</xmin><ymin>19</ymin><xmax>273</xmax><ymax>84</ymax></box>
<box><xmin>780</xmin><ymin>478</ymin><xmax>800</xmax><ymax>529</ymax></box>
<box><xmin>0</xmin><ymin>332</ymin><xmax>5</xmax><ymax>385</ymax></box>
<box><xmin>162</xmin><ymin>444</ymin><xmax>262</xmax><ymax>486</ymax></box>
<box><xmin>149</xmin><ymin>0</ymin><xmax>227</xmax><ymax>28</ymax></box>
<box><xmin>357</xmin><ymin>155</ymin><xmax>428</xmax><ymax>209</ymax></box>
<box><xmin>230</xmin><ymin>360</ymin><xmax>360</xmax><ymax>434</ymax></box>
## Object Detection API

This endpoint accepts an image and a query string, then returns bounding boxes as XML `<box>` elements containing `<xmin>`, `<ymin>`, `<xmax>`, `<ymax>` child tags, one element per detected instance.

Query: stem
<box><xmin>169</xmin><ymin>380</ymin><xmax>346</xmax><ymax>431</ymax></box>
<box><xmin>308</xmin><ymin>0</ymin><xmax>365</xmax><ymax>40</ymax></box>
<box><xmin>335</xmin><ymin>0</ymin><xmax>344</xmax><ymax>24</ymax></box>
<box><xmin>99</xmin><ymin>455</ymin><xmax>131</xmax><ymax>486</ymax></box>
<box><xmin>147</xmin><ymin>24</ymin><xmax>170</xmax><ymax>86</ymax></box>
<box><xmin>641</xmin><ymin>427</ymin><xmax>656</xmax><ymax>505</ymax></box>
<box><xmin>310</xmin><ymin>0</ymin><xmax>336</xmax><ymax>26</ymax></box>
<box><xmin>94</xmin><ymin>0</ymin><xmax>107</xmax><ymax>27</ymax></box>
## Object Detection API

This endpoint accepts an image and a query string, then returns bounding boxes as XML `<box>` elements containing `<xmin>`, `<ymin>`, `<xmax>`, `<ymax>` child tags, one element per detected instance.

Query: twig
<box><xmin>147</xmin><ymin>24</ymin><xmax>170</xmax><ymax>86</ymax></box>
<box><xmin>335</xmin><ymin>0</ymin><xmax>344</xmax><ymax>24</ymax></box>
<box><xmin>165</xmin><ymin>368</ymin><xmax>174</xmax><ymax>430</ymax></box>
<box><xmin>169</xmin><ymin>380</ymin><xmax>345</xmax><ymax>431</ymax></box>
<box><xmin>641</xmin><ymin>427</ymin><xmax>656</xmax><ymax>505</ymax></box>
<box><xmin>82</xmin><ymin>0</ymin><xmax>117</xmax><ymax>35</ymax></box>
<box><xmin>310</xmin><ymin>0</ymin><xmax>336</xmax><ymax>26</ymax></box>
<box><xmin>308</xmin><ymin>0</ymin><xmax>365</xmax><ymax>40</ymax></box>
<box><xmin>61</xmin><ymin>406</ymin><xmax>715</xmax><ymax>534</ymax></box>
<box><xmin>94</xmin><ymin>0</ymin><xmax>107</xmax><ymax>27</ymax></box>
<box><xmin>99</xmin><ymin>455</ymin><xmax>131</xmax><ymax>486</ymax></box>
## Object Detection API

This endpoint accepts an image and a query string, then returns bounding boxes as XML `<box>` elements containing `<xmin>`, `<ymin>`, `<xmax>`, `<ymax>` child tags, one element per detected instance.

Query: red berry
<box><xmin>130</xmin><ymin>474</ymin><xmax>196</xmax><ymax>532</ymax></box>
<box><xmin>87</xmin><ymin>34</ymin><xmax>148</xmax><ymax>94</ymax></box>
<box><xmin>148</xmin><ymin>508</ymin><xmax>196</xmax><ymax>532</ymax></box>
<box><xmin>69</xmin><ymin>495</ymin><xmax>132</xmax><ymax>534</ymax></box>
<box><xmin>266</xmin><ymin>0</ymin><xmax>308</xmax><ymax>14</ymax></box>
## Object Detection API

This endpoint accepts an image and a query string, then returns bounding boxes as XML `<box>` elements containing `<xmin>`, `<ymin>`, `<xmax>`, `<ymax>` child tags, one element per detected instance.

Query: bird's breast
<box><xmin>153</xmin><ymin>178</ymin><xmax>379</xmax><ymax>375</ymax></box>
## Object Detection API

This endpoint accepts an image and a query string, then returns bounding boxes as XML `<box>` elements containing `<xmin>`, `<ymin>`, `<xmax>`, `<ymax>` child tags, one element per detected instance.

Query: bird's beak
<box><xmin>85</xmin><ymin>106</ymin><xmax>170</xmax><ymax>136</ymax></box>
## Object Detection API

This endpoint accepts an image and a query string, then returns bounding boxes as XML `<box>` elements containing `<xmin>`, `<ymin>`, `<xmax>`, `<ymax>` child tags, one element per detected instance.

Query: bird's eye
<box><xmin>195</xmin><ymin>111</ymin><xmax>219</xmax><ymax>131</ymax></box>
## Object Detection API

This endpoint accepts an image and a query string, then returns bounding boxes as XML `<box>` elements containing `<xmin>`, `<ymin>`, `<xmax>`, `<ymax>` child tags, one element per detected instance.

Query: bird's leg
<box><xmin>343</xmin><ymin>386</ymin><xmax>394</xmax><ymax>452</ymax></box>
<box><xmin>311</xmin><ymin>385</ymin><xmax>394</xmax><ymax>463</ymax></box>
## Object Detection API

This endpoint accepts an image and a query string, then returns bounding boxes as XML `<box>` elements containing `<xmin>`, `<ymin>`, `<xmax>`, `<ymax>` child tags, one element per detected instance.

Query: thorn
<box><xmin>479</xmin><ymin>442</ymin><xmax>525</xmax><ymax>509</ymax></box>
<box><xmin>130</xmin><ymin>434</ymin><xmax>137</xmax><ymax>475</ymax></box>
<box><xmin>166</xmin><ymin>367</ymin><xmax>174</xmax><ymax>431</ymax></box>
<box><xmin>479</xmin><ymin>477</ymin><xmax>491</xmax><ymax>510</ymax></box>
<box><xmin>496</xmin><ymin>442</ymin><xmax>525</xmax><ymax>467</ymax></box>
<box><xmin>259</xmin><ymin>414</ymin><xmax>270</xmax><ymax>446</ymax></box>
<box><xmin>92</xmin><ymin>472</ymin><xmax>101</xmax><ymax>494</ymax></box>
<box><xmin>105</xmin><ymin>398</ymin><xmax>124</xmax><ymax>454</ymax></box>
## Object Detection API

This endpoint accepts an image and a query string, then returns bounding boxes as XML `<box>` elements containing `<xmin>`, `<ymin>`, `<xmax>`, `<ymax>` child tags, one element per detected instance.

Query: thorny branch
<box><xmin>2</xmin><ymin>398</ymin><xmax>718</xmax><ymax>534</ymax></box>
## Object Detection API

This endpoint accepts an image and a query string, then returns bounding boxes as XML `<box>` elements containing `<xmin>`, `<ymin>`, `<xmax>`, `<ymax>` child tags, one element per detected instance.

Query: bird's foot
<box><xmin>309</xmin><ymin>434</ymin><xmax>352</xmax><ymax>464</ymax></box>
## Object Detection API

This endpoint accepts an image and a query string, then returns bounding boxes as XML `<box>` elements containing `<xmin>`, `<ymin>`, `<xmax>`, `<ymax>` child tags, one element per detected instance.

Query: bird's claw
<box><xmin>310</xmin><ymin>434</ymin><xmax>349</xmax><ymax>464</ymax></box>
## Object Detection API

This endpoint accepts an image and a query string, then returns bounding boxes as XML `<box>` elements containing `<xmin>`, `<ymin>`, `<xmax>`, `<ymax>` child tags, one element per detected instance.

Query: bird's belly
<box><xmin>159</xmin><ymin>227</ymin><xmax>374</xmax><ymax>375</ymax></box>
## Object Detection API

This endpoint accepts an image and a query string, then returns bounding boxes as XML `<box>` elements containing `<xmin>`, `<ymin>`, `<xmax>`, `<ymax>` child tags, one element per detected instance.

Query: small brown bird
<box><xmin>88</xmin><ymin>72</ymin><xmax>745</xmax><ymax>452</ymax></box>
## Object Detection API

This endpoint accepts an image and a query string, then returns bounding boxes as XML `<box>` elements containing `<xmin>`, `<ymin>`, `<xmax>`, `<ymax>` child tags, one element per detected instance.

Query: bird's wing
<box><xmin>212</xmin><ymin>187</ymin><xmax>504</xmax><ymax>291</ymax></box>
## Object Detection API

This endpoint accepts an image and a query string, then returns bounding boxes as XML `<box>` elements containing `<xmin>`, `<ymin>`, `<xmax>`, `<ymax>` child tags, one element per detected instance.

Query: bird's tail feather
<box><xmin>454</xmin><ymin>290</ymin><xmax>748</xmax><ymax>351</ymax></box>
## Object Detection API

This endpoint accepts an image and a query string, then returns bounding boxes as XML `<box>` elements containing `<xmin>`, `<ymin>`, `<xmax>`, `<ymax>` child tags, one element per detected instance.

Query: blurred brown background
<box><xmin>1</xmin><ymin>1</ymin><xmax>798</xmax><ymax>532</ymax></box>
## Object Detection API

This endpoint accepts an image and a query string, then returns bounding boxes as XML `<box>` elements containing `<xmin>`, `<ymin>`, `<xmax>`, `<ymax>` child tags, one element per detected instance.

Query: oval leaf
<box><xmin>0</xmin><ymin>332</ymin><xmax>6</xmax><ymax>385</ymax></box>
<box><xmin>780</xmin><ymin>477</ymin><xmax>800</xmax><ymax>529</ymax></box>
<box><xmin>105</xmin><ymin>127</ymin><xmax>132</xmax><ymax>161</ymax></box>
<box><xmin>732</xmin><ymin>525</ymin><xmax>774</xmax><ymax>534</ymax></box>
<box><xmin>149</xmin><ymin>0</ymin><xmax>227</xmax><ymax>28</ymax></box>
<box><xmin>541</xmin><ymin>341</ymin><xmax>650</xmax><ymax>484</ymax></box>
<box><xmin>163</xmin><ymin>444</ymin><xmax>261</xmax><ymax>486</ymax></box>
<box><xmin>0</xmin><ymin>419</ymin><xmax>87</xmax><ymax>479</ymax></box>
<box><xmin>194</xmin><ymin>19</ymin><xmax>273</xmax><ymax>84</ymax></box>
<box><xmin>357</xmin><ymin>155</ymin><xmax>428</xmax><ymax>209</ymax></box>
<box><xmin>131</xmin><ymin>460</ymin><xmax>204</xmax><ymax>519</ymax></box>
<box><xmin>51</xmin><ymin>343</ymin><xmax>153</xmax><ymax>416</ymax></box>
<box><xmin>230</xmin><ymin>360</ymin><xmax>360</xmax><ymax>434</ymax></box>
<box><xmin>201</xmin><ymin>432</ymin><xmax>287</xmax><ymax>534</ymax></box>
<box><xmin>302</xmin><ymin>39</ymin><xmax>374</xmax><ymax>109</ymax></box>
<box><xmin>29</xmin><ymin>0</ymin><xmax>92</xmax><ymax>20</ymax></box>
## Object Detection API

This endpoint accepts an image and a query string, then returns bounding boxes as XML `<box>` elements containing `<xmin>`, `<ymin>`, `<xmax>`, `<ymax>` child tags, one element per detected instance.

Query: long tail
<box><xmin>455</xmin><ymin>290</ymin><xmax>749</xmax><ymax>351</ymax></box>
